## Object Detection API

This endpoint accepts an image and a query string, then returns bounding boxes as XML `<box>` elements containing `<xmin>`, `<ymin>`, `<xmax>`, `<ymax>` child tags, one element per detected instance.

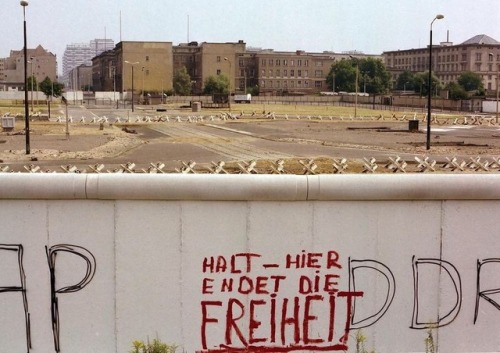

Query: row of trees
<box><xmin>158</xmin><ymin>58</ymin><xmax>488</xmax><ymax>99</ymax></box>
<box><xmin>395</xmin><ymin>70</ymin><xmax>484</xmax><ymax>99</ymax></box>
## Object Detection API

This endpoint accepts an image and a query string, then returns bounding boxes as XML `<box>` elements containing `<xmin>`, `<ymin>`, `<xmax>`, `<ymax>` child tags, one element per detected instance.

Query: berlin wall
<box><xmin>1</xmin><ymin>173</ymin><xmax>500</xmax><ymax>353</ymax></box>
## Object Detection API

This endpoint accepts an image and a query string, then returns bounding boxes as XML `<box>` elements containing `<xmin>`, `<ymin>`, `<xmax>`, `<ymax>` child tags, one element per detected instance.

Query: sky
<box><xmin>2</xmin><ymin>0</ymin><xmax>500</xmax><ymax>74</ymax></box>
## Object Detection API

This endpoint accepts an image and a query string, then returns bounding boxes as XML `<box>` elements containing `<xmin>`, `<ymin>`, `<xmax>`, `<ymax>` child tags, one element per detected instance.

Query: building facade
<box><xmin>383</xmin><ymin>34</ymin><xmax>500</xmax><ymax>93</ymax></box>
<box><xmin>92</xmin><ymin>41</ymin><xmax>174</xmax><ymax>99</ymax></box>
<box><xmin>67</xmin><ymin>64</ymin><xmax>92</xmax><ymax>91</ymax></box>
<box><xmin>62</xmin><ymin>39</ymin><xmax>114</xmax><ymax>86</ymax></box>
<box><xmin>0</xmin><ymin>45</ymin><xmax>57</xmax><ymax>91</ymax></box>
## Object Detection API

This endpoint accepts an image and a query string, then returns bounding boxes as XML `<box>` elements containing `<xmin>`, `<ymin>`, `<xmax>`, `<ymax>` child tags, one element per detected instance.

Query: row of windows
<box><xmin>260</xmin><ymin>79</ymin><xmax>312</xmax><ymax>89</ymax></box>
<box><xmin>261</xmin><ymin>69</ymin><xmax>310</xmax><ymax>78</ymax></box>
<box><xmin>261</xmin><ymin>58</ymin><xmax>310</xmax><ymax>67</ymax></box>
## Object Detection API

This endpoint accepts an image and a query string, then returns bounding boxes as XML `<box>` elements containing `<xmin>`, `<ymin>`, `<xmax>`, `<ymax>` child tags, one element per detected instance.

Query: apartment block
<box><xmin>383</xmin><ymin>34</ymin><xmax>500</xmax><ymax>92</ymax></box>
<box><xmin>62</xmin><ymin>39</ymin><xmax>114</xmax><ymax>86</ymax></box>
<box><xmin>0</xmin><ymin>45</ymin><xmax>57</xmax><ymax>91</ymax></box>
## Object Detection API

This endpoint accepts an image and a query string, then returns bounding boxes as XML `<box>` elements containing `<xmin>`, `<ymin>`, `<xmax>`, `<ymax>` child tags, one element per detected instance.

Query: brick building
<box><xmin>0</xmin><ymin>45</ymin><xmax>57</xmax><ymax>91</ymax></box>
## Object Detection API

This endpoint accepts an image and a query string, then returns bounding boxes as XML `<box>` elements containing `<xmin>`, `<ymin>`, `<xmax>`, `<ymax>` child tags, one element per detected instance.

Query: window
<box><xmin>239</xmin><ymin>59</ymin><xmax>244</xmax><ymax>67</ymax></box>
<box><xmin>290</xmin><ymin>60</ymin><xmax>294</xmax><ymax>66</ymax></box>
<box><xmin>217</xmin><ymin>69</ymin><xmax>221</xmax><ymax>75</ymax></box>
<box><xmin>304</xmin><ymin>81</ymin><xmax>309</xmax><ymax>87</ymax></box>
<box><xmin>315</xmin><ymin>61</ymin><xmax>323</xmax><ymax>67</ymax></box>
<box><xmin>261</xmin><ymin>59</ymin><xmax>266</xmax><ymax>66</ymax></box>
<box><xmin>304</xmin><ymin>70</ymin><xmax>308</xmax><ymax>77</ymax></box>
<box><xmin>315</xmin><ymin>70</ymin><xmax>322</xmax><ymax>77</ymax></box>
<box><xmin>269</xmin><ymin>69</ymin><xmax>273</xmax><ymax>77</ymax></box>
<box><xmin>240</xmin><ymin>69</ymin><xmax>245</xmax><ymax>77</ymax></box>
<box><xmin>146</xmin><ymin>56</ymin><xmax>150</xmax><ymax>62</ymax></box>
<box><xmin>476</xmin><ymin>53</ymin><xmax>482</xmax><ymax>61</ymax></box>
<box><xmin>269</xmin><ymin>59</ymin><xmax>274</xmax><ymax>66</ymax></box>
<box><xmin>290</xmin><ymin>69</ymin><xmax>295</xmax><ymax>77</ymax></box>
<box><xmin>276</xmin><ymin>59</ymin><xmax>280</xmax><ymax>66</ymax></box>
<box><xmin>262</xmin><ymin>69</ymin><xmax>266</xmax><ymax>76</ymax></box>
<box><xmin>304</xmin><ymin>60</ymin><xmax>309</xmax><ymax>67</ymax></box>
<box><xmin>297</xmin><ymin>80</ymin><xmax>302</xmax><ymax>87</ymax></box>
<box><xmin>217</xmin><ymin>56</ymin><xmax>221</xmax><ymax>62</ymax></box>
<box><xmin>297</xmin><ymin>59</ymin><xmax>302</xmax><ymax>66</ymax></box>
<box><xmin>298</xmin><ymin>70</ymin><xmax>302</xmax><ymax>77</ymax></box>
<box><xmin>276</xmin><ymin>69</ymin><xmax>280</xmax><ymax>76</ymax></box>
<box><xmin>283</xmin><ymin>69</ymin><xmax>288</xmax><ymax>77</ymax></box>
<box><xmin>315</xmin><ymin>81</ymin><xmax>322</xmax><ymax>88</ymax></box>
<box><xmin>283</xmin><ymin>59</ymin><xmax>288</xmax><ymax>66</ymax></box>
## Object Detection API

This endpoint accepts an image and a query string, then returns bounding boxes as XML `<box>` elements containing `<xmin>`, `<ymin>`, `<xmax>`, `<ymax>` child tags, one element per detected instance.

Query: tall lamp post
<box><xmin>426</xmin><ymin>14</ymin><xmax>444</xmax><ymax>150</ymax></box>
<box><xmin>349</xmin><ymin>55</ymin><xmax>359</xmax><ymax>119</ymax></box>
<box><xmin>21</xmin><ymin>0</ymin><xmax>30</xmax><ymax>154</ymax></box>
<box><xmin>489</xmin><ymin>53</ymin><xmax>499</xmax><ymax>124</ymax></box>
<box><xmin>125</xmin><ymin>61</ymin><xmax>139</xmax><ymax>112</ymax></box>
<box><xmin>224</xmin><ymin>57</ymin><xmax>232</xmax><ymax>109</ymax></box>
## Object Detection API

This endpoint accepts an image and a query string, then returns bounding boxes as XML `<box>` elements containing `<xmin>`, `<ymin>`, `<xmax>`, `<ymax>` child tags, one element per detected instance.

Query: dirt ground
<box><xmin>1</xmin><ymin>114</ymin><xmax>500</xmax><ymax>173</ymax></box>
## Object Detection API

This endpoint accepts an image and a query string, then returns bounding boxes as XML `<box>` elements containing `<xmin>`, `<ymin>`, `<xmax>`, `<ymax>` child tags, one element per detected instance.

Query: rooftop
<box><xmin>461</xmin><ymin>34</ymin><xmax>500</xmax><ymax>45</ymax></box>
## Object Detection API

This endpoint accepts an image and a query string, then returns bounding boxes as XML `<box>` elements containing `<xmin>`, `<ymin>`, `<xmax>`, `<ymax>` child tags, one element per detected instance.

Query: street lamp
<box><xmin>426</xmin><ymin>14</ymin><xmax>444</xmax><ymax>150</ymax></box>
<box><xmin>21</xmin><ymin>0</ymin><xmax>30</xmax><ymax>154</ymax></box>
<box><xmin>489</xmin><ymin>53</ymin><xmax>499</xmax><ymax>124</ymax></box>
<box><xmin>224</xmin><ymin>57</ymin><xmax>232</xmax><ymax>109</ymax></box>
<box><xmin>29</xmin><ymin>57</ymin><xmax>34</xmax><ymax>112</ymax></box>
<box><xmin>141</xmin><ymin>66</ymin><xmax>145</xmax><ymax>104</ymax></box>
<box><xmin>125</xmin><ymin>61</ymin><xmax>139</xmax><ymax>112</ymax></box>
<box><xmin>349</xmin><ymin>55</ymin><xmax>359</xmax><ymax>119</ymax></box>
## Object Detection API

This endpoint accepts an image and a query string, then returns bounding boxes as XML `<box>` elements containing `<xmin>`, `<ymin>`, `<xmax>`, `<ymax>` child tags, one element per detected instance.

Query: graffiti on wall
<box><xmin>0</xmin><ymin>244</ymin><xmax>96</xmax><ymax>353</ymax></box>
<box><xmin>199</xmin><ymin>250</ymin><xmax>500</xmax><ymax>353</ymax></box>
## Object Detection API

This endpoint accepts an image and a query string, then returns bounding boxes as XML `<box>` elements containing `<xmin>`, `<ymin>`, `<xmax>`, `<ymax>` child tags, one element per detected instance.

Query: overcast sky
<box><xmin>2</xmin><ymin>0</ymin><xmax>500</xmax><ymax>73</ymax></box>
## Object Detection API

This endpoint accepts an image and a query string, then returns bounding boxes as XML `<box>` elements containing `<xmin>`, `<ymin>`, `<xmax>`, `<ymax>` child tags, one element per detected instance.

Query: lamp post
<box><xmin>125</xmin><ymin>61</ymin><xmax>139</xmax><ymax>112</ymax></box>
<box><xmin>21</xmin><ymin>0</ymin><xmax>30</xmax><ymax>154</ymax></box>
<box><xmin>29</xmin><ymin>57</ymin><xmax>34</xmax><ymax>113</ymax></box>
<box><xmin>349</xmin><ymin>55</ymin><xmax>359</xmax><ymax>119</ymax></box>
<box><xmin>489</xmin><ymin>53</ymin><xmax>499</xmax><ymax>124</ymax></box>
<box><xmin>224</xmin><ymin>57</ymin><xmax>232</xmax><ymax>109</ymax></box>
<box><xmin>426</xmin><ymin>14</ymin><xmax>444</xmax><ymax>150</ymax></box>
<box><xmin>141</xmin><ymin>66</ymin><xmax>145</xmax><ymax>104</ymax></box>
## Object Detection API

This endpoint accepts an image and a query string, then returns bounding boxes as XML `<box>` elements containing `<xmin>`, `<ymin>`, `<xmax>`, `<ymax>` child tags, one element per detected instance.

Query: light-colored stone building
<box><xmin>383</xmin><ymin>34</ymin><xmax>500</xmax><ymax>93</ymax></box>
<box><xmin>173</xmin><ymin>40</ymin><xmax>249</xmax><ymax>95</ymax></box>
<box><xmin>92</xmin><ymin>41</ymin><xmax>174</xmax><ymax>98</ymax></box>
<box><xmin>254</xmin><ymin>50</ymin><xmax>376</xmax><ymax>95</ymax></box>
<box><xmin>0</xmin><ymin>45</ymin><xmax>57</xmax><ymax>91</ymax></box>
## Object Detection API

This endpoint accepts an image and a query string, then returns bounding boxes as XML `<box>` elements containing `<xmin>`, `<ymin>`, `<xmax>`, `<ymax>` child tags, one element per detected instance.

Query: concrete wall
<box><xmin>1</xmin><ymin>174</ymin><xmax>500</xmax><ymax>353</ymax></box>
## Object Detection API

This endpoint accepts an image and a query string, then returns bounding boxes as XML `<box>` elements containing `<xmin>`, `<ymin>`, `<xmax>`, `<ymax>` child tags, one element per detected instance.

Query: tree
<box><xmin>39</xmin><ymin>77</ymin><xmax>64</xmax><ymax>98</ymax></box>
<box><xmin>173</xmin><ymin>66</ymin><xmax>192</xmax><ymax>95</ymax></box>
<box><xmin>203</xmin><ymin>74</ymin><xmax>230</xmax><ymax>95</ymax></box>
<box><xmin>27</xmin><ymin>75</ymin><xmax>37</xmax><ymax>91</ymax></box>
<box><xmin>395</xmin><ymin>71</ymin><xmax>415</xmax><ymax>91</ymax></box>
<box><xmin>412</xmin><ymin>71</ymin><xmax>441</xmax><ymax>97</ymax></box>
<box><xmin>457</xmin><ymin>71</ymin><xmax>484</xmax><ymax>95</ymax></box>
<box><xmin>326</xmin><ymin>59</ymin><xmax>356</xmax><ymax>92</ymax></box>
<box><xmin>326</xmin><ymin>57</ymin><xmax>391</xmax><ymax>94</ymax></box>
<box><xmin>446</xmin><ymin>82</ymin><xmax>469</xmax><ymax>100</ymax></box>
<box><xmin>358</xmin><ymin>57</ymin><xmax>391</xmax><ymax>94</ymax></box>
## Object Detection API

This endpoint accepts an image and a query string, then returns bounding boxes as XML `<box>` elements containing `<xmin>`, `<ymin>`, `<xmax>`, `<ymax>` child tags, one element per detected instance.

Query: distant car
<box><xmin>234</xmin><ymin>94</ymin><xmax>252</xmax><ymax>103</ymax></box>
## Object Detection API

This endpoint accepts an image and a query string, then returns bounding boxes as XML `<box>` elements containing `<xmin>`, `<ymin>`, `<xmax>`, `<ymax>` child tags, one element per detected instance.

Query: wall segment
<box><xmin>0</xmin><ymin>174</ymin><xmax>499</xmax><ymax>353</ymax></box>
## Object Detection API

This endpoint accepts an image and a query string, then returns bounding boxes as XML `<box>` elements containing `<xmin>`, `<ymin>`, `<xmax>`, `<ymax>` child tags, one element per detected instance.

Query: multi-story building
<box><xmin>92</xmin><ymin>41</ymin><xmax>174</xmax><ymax>98</ymax></box>
<box><xmin>383</xmin><ymin>34</ymin><xmax>500</xmax><ymax>93</ymax></box>
<box><xmin>67</xmin><ymin>64</ymin><xmax>92</xmax><ymax>91</ymax></box>
<box><xmin>255</xmin><ymin>50</ymin><xmax>376</xmax><ymax>95</ymax></box>
<box><xmin>62</xmin><ymin>39</ymin><xmax>114</xmax><ymax>86</ymax></box>
<box><xmin>173</xmin><ymin>40</ymin><xmax>258</xmax><ymax>95</ymax></box>
<box><xmin>0</xmin><ymin>45</ymin><xmax>57</xmax><ymax>91</ymax></box>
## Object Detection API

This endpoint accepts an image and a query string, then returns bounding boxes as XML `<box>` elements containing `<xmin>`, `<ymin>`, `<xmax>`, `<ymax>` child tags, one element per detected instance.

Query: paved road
<box><xmin>49</xmin><ymin>105</ymin><xmax>500</xmax><ymax>169</ymax></box>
